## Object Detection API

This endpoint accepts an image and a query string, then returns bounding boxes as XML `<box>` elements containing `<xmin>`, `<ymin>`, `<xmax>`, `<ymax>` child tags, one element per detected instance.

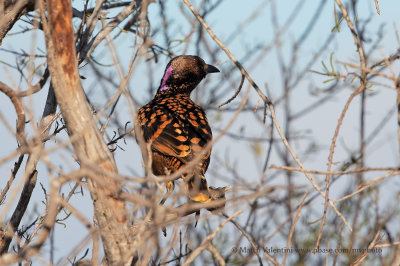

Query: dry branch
<box><xmin>0</xmin><ymin>82</ymin><xmax>26</xmax><ymax>145</ymax></box>
<box><xmin>0</xmin><ymin>0</ymin><xmax>36</xmax><ymax>44</ymax></box>
<box><xmin>43</xmin><ymin>0</ymin><xmax>132</xmax><ymax>264</ymax></box>
<box><xmin>183</xmin><ymin>210</ymin><xmax>242</xmax><ymax>265</ymax></box>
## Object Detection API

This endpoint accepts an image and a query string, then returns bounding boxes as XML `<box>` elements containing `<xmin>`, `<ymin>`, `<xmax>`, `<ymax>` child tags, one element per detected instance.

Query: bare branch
<box><xmin>183</xmin><ymin>0</ymin><xmax>271</xmax><ymax>121</ymax></box>
<box><xmin>0</xmin><ymin>82</ymin><xmax>26</xmax><ymax>145</ymax></box>
<box><xmin>183</xmin><ymin>210</ymin><xmax>242</xmax><ymax>265</ymax></box>
<box><xmin>43</xmin><ymin>0</ymin><xmax>132</xmax><ymax>263</ymax></box>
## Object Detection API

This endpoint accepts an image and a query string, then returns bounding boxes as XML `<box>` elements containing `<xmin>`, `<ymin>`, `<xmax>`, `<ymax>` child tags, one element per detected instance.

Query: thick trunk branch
<box><xmin>44</xmin><ymin>0</ymin><xmax>132</xmax><ymax>264</ymax></box>
<box><xmin>0</xmin><ymin>0</ymin><xmax>36</xmax><ymax>44</ymax></box>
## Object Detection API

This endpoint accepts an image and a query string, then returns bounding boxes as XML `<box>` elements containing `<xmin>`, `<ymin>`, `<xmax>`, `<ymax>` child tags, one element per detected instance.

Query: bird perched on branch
<box><xmin>136</xmin><ymin>55</ymin><xmax>227</xmax><ymax>219</ymax></box>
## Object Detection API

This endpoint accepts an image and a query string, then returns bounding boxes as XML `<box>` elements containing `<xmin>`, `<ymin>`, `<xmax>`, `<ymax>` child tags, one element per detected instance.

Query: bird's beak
<box><xmin>206</xmin><ymin>64</ymin><xmax>220</xmax><ymax>73</ymax></box>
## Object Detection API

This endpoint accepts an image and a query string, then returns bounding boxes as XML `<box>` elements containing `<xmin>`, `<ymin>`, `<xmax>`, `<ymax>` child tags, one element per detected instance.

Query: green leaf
<box><xmin>321</xmin><ymin>61</ymin><xmax>329</xmax><ymax>73</ymax></box>
<box><xmin>331</xmin><ymin>17</ymin><xmax>343</xmax><ymax>32</ymax></box>
<box><xmin>330</xmin><ymin>52</ymin><xmax>335</xmax><ymax>73</ymax></box>
<box><xmin>323</xmin><ymin>78</ymin><xmax>336</xmax><ymax>83</ymax></box>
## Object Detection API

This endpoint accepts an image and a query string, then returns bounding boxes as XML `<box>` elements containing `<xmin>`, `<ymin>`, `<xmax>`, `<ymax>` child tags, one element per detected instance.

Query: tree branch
<box><xmin>43</xmin><ymin>0</ymin><xmax>132</xmax><ymax>264</ymax></box>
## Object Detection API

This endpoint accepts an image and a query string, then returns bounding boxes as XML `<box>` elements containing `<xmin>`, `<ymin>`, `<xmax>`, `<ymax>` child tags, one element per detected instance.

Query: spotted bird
<box><xmin>136</xmin><ymin>55</ymin><xmax>220</xmax><ymax>206</ymax></box>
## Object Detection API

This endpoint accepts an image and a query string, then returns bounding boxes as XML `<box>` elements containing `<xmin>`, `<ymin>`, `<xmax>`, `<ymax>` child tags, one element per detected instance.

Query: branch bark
<box><xmin>43</xmin><ymin>0</ymin><xmax>132</xmax><ymax>264</ymax></box>
<box><xmin>0</xmin><ymin>0</ymin><xmax>36</xmax><ymax>44</ymax></box>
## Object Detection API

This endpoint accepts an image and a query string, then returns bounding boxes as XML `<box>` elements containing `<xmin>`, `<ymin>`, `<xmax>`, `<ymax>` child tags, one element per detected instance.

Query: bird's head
<box><xmin>156</xmin><ymin>55</ymin><xmax>219</xmax><ymax>95</ymax></box>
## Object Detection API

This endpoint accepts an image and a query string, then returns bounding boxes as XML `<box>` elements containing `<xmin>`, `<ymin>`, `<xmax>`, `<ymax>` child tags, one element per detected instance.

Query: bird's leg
<box><xmin>160</xmin><ymin>180</ymin><xmax>174</xmax><ymax>205</ymax></box>
<box><xmin>194</xmin><ymin>210</ymin><xmax>200</xmax><ymax>227</ymax></box>
<box><xmin>160</xmin><ymin>180</ymin><xmax>174</xmax><ymax>236</ymax></box>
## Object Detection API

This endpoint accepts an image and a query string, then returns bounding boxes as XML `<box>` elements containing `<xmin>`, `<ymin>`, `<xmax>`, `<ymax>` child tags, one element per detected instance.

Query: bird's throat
<box><xmin>160</xmin><ymin>65</ymin><xmax>173</xmax><ymax>91</ymax></box>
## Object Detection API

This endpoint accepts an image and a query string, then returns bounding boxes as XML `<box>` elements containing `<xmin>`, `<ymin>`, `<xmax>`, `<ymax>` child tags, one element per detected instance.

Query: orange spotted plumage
<box><xmin>136</xmin><ymin>55</ymin><xmax>220</xmax><ymax>204</ymax></box>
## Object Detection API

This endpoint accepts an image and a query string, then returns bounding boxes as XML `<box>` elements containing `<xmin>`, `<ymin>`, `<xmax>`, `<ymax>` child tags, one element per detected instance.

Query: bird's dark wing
<box><xmin>137</xmin><ymin>99</ymin><xmax>212</xmax><ymax>164</ymax></box>
<box><xmin>137</xmin><ymin>103</ymin><xmax>192</xmax><ymax>161</ymax></box>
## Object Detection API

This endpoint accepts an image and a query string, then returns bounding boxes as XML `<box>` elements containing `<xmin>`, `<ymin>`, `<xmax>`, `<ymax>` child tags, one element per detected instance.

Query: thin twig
<box><xmin>339</xmin><ymin>61</ymin><xmax>393</xmax><ymax>80</ymax></box>
<box><xmin>396</xmin><ymin>73</ymin><xmax>400</xmax><ymax>157</ymax></box>
<box><xmin>333</xmin><ymin>171</ymin><xmax>400</xmax><ymax>203</ymax></box>
<box><xmin>0</xmin><ymin>82</ymin><xmax>27</xmax><ymax>145</ymax></box>
<box><xmin>182</xmin><ymin>210</ymin><xmax>242</xmax><ymax>265</ymax></box>
<box><xmin>218</xmin><ymin>74</ymin><xmax>245</xmax><ymax>108</ymax></box>
<box><xmin>223</xmin><ymin>212</ymin><xmax>264</xmax><ymax>265</ymax></box>
<box><xmin>206</xmin><ymin>245</ymin><xmax>225</xmax><ymax>266</ymax></box>
<box><xmin>270</xmin><ymin>165</ymin><xmax>399</xmax><ymax>175</ymax></box>
<box><xmin>0</xmin><ymin>155</ymin><xmax>24</xmax><ymax>205</ymax></box>
<box><xmin>350</xmin><ymin>231</ymin><xmax>382</xmax><ymax>266</ymax></box>
<box><xmin>316</xmin><ymin>84</ymin><xmax>364</xmax><ymax>250</ymax></box>
<box><xmin>374</xmin><ymin>0</ymin><xmax>380</xmax><ymax>15</ymax></box>
<box><xmin>282</xmin><ymin>190</ymin><xmax>308</xmax><ymax>266</ymax></box>
<box><xmin>322</xmin><ymin>1</ymin><xmax>369</xmax><ymax>251</ymax></box>
<box><xmin>16</xmin><ymin>68</ymin><xmax>49</xmax><ymax>97</ymax></box>
<box><xmin>80</xmin><ymin>1</ymin><xmax>139</xmax><ymax>62</ymax></box>
<box><xmin>182</xmin><ymin>0</ymin><xmax>271</xmax><ymax>122</ymax></box>
<box><xmin>269</xmin><ymin>104</ymin><xmax>352</xmax><ymax>232</ymax></box>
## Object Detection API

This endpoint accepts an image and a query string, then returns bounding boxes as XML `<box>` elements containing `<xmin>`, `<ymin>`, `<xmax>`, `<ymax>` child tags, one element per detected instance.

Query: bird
<box><xmin>136</xmin><ymin>55</ymin><xmax>220</xmax><ymax>208</ymax></box>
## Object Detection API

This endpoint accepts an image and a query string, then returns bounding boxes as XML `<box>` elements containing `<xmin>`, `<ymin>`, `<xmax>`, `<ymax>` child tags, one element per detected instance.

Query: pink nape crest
<box><xmin>160</xmin><ymin>65</ymin><xmax>173</xmax><ymax>91</ymax></box>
